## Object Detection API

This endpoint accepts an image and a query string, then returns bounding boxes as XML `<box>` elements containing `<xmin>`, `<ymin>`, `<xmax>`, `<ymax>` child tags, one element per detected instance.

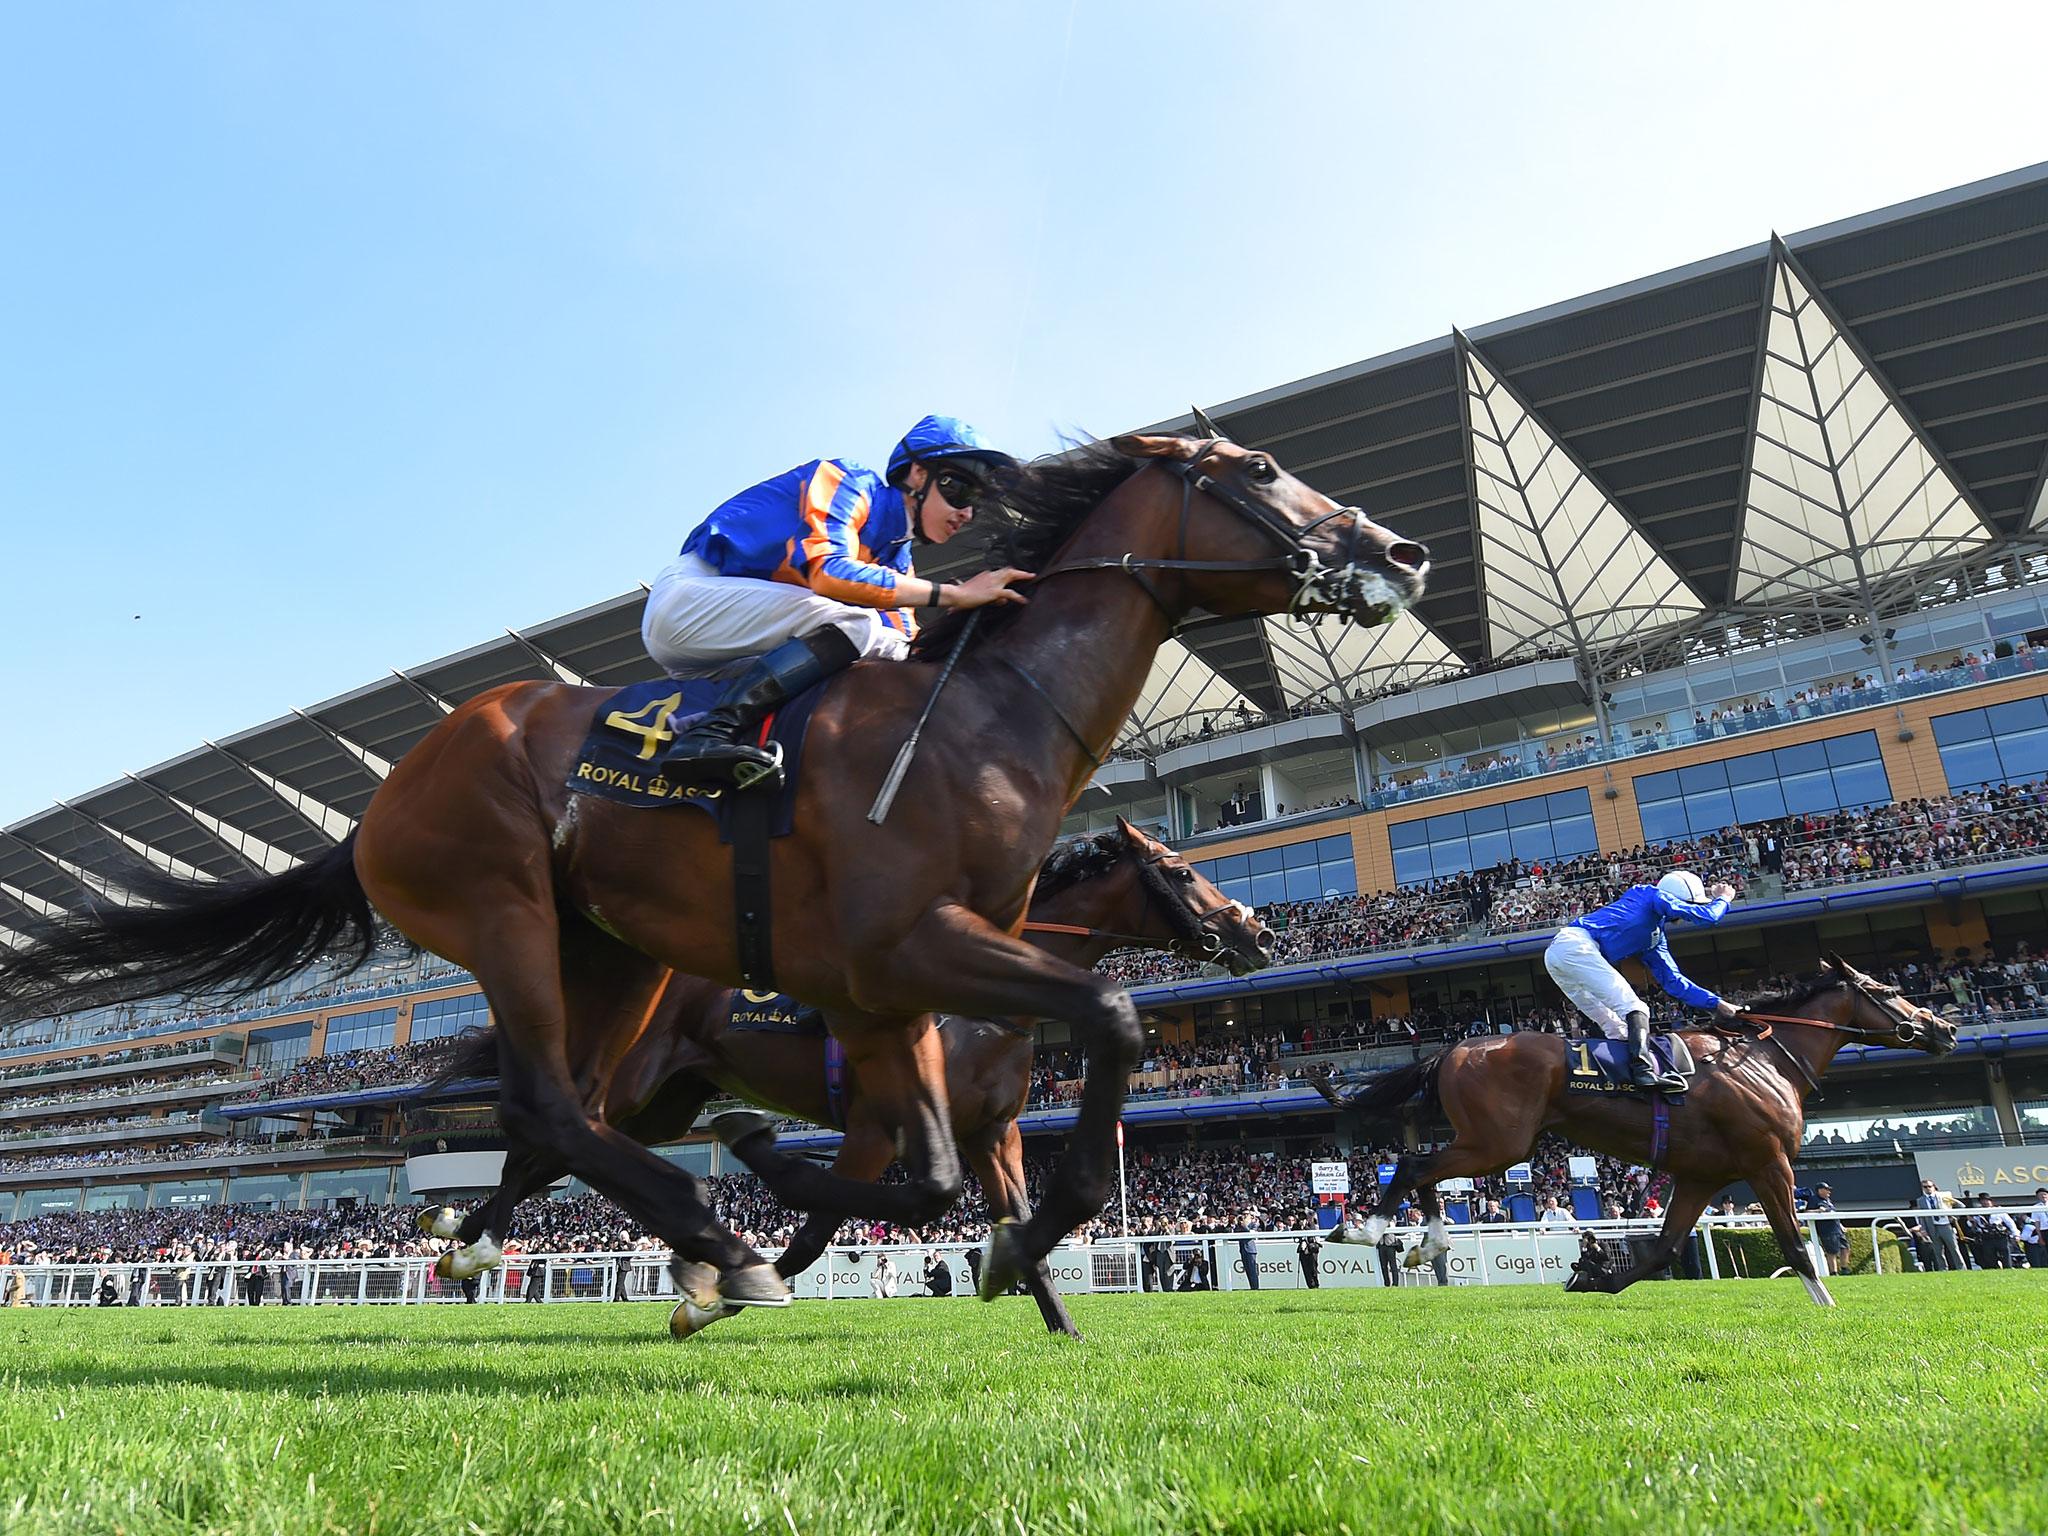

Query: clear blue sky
<box><xmin>4</xmin><ymin>3</ymin><xmax>2046</xmax><ymax>826</ymax></box>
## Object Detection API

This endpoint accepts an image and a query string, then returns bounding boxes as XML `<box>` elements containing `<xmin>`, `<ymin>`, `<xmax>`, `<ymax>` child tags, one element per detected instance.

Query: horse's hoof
<box><xmin>669</xmin><ymin>1297</ymin><xmax>734</xmax><ymax>1339</ymax></box>
<box><xmin>434</xmin><ymin>1251</ymin><xmax>458</xmax><ymax>1280</ymax></box>
<box><xmin>978</xmin><ymin>1219</ymin><xmax>1028</xmax><ymax>1301</ymax></box>
<box><xmin>719</xmin><ymin>1262</ymin><xmax>792</xmax><ymax>1309</ymax></box>
<box><xmin>1402</xmin><ymin>1248</ymin><xmax>1424</xmax><ymax>1269</ymax></box>
<box><xmin>671</xmin><ymin>1260</ymin><xmax>722</xmax><ymax>1309</ymax></box>
<box><xmin>710</xmin><ymin>1109</ymin><xmax>778</xmax><ymax>1151</ymax></box>
<box><xmin>418</xmin><ymin>1206</ymin><xmax>461</xmax><ymax>1241</ymax></box>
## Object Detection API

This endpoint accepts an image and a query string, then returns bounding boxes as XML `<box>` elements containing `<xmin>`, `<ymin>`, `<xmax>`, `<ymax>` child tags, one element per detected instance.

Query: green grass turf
<box><xmin>1</xmin><ymin>1274</ymin><xmax>2041</xmax><ymax>1536</ymax></box>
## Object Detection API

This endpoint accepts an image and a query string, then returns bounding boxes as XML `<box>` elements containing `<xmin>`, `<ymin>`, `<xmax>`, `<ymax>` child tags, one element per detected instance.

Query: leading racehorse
<box><xmin>1315</xmin><ymin>956</ymin><xmax>1956</xmax><ymax>1305</ymax></box>
<box><xmin>0</xmin><ymin>424</ymin><xmax>1427</xmax><ymax>1312</ymax></box>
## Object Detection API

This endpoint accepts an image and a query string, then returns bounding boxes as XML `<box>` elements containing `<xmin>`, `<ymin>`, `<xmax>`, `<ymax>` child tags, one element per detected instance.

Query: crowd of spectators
<box><xmin>227</xmin><ymin>1040</ymin><xmax>457</xmax><ymax>1105</ymax></box>
<box><xmin>1779</xmin><ymin>782</ymin><xmax>2047</xmax><ymax>890</ymax></box>
<box><xmin>2</xmin><ymin>1068</ymin><xmax>257</xmax><ymax>1117</ymax></box>
<box><xmin>0</xmin><ymin>1039</ymin><xmax>228</xmax><ymax>1085</ymax></box>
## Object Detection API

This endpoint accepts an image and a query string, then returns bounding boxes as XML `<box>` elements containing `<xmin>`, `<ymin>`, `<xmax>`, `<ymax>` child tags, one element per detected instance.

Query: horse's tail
<box><xmin>1320</xmin><ymin>1050</ymin><xmax>1448</xmax><ymax>1124</ymax></box>
<box><xmin>0</xmin><ymin>831</ymin><xmax>392</xmax><ymax>1026</ymax></box>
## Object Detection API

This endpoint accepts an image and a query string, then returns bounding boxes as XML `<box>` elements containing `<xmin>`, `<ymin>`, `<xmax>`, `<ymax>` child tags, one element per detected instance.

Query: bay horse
<box><xmin>1315</xmin><ymin>956</ymin><xmax>1956</xmax><ymax>1305</ymax></box>
<box><xmin>421</xmin><ymin>816</ymin><xmax>1272</xmax><ymax>1339</ymax></box>
<box><xmin>0</xmin><ymin>428</ymin><xmax>1426</xmax><ymax>1312</ymax></box>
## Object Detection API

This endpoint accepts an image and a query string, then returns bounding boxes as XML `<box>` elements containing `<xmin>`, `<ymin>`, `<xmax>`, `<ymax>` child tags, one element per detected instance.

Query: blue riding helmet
<box><xmin>885</xmin><ymin>415</ymin><xmax>1017</xmax><ymax>486</ymax></box>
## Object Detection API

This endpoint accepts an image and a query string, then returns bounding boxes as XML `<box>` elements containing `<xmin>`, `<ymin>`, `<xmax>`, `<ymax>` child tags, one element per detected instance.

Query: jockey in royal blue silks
<box><xmin>1542</xmin><ymin>870</ymin><xmax>1741</xmax><ymax>1090</ymax></box>
<box><xmin>643</xmin><ymin>415</ymin><xmax>1032</xmax><ymax>789</ymax></box>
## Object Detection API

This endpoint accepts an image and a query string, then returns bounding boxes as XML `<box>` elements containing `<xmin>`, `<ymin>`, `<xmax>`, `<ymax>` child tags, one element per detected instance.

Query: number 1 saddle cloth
<box><xmin>563</xmin><ymin>674</ymin><xmax>823</xmax><ymax>841</ymax></box>
<box><xmin>1564</xmin><ymin>1033</ymin><xmax>1696</xmax><ymax>1100</ymax></box>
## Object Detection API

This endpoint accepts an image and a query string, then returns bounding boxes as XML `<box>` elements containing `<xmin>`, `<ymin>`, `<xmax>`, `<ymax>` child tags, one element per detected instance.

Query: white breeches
<box><xmin>1543</xmin><ymin>926</ymin><xmax>1647</xmax><ymax>1038</ymax></box>
<box><xmin>642</xmin><ymin>555</ymin><xmax>910</xmax><ymax>680</ymax></box>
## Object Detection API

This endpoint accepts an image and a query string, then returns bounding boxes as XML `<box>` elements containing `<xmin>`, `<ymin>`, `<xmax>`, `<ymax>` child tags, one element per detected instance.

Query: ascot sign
<box><xmin>1913</xmin><ymin>1148</ymin><xmax>2048</xmax><ymax>1194</ymax></box>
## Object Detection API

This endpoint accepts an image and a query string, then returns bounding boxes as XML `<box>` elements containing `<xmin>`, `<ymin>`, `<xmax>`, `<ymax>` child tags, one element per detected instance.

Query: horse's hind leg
<box><xmin>426</xmin><ymin>1144</ymin><xmax>567</xmax><ymax>1279</ymax></box>
<box><xmin>473</xmin><ymin>911</ymin><xmax>775</xmax><ymax>1301</ymax></box>
<box><xmin>1565</xmin><ymin>1178</ymin><xmax>1716</xmax><ymax>1296</ymax></box>
<box><xmin>771</xmin><ymin>1113</ymin><xmax>895</xmax><ymax>1280</ymax></box>
<box><xmin>716</xmin><ymin>1010</ymin><xmax>962</xmax><ymax>1229</ymax></box>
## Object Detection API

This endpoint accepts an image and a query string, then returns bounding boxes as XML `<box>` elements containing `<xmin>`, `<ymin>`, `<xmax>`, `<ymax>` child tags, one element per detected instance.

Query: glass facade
<box><xmin>246</xmin><ymin>1021</ymin><xmax>313</xmax><ymax>1074</ymax></box>
<box><xmin>410</xmin><ymin>992</ymin><xmax>490</xmax><ymax>1043</ymax></box>
<box><xmin>1388</xmin><ymin>789</ymin><xmax>1597</xmax><ymax>887</ymax></box>
<box><xmin>1931</xmin><ymin>697</ymin><xmax>2048</xmax><ymax>791</ymax></box>
<box><xmin>323</xmin><ymin>1008</ymin><xmax>398</xmax><ymax>1055</ymax></box>
<box><xmin>1192</xmin><ymin>834</ymin><xmax>1357</xmax><ymax>907</ymax></box>
<box><xmin>1633</xmin><ymin>732</ymin><xmax>1890</xmax><ymax>841</ymax></box>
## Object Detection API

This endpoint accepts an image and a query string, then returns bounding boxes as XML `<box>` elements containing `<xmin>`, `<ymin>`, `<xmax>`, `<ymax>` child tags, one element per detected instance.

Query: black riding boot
<box><xmin>661</xmin><ymin>627</ymin><xmax>859</xmax><ymax>790</ymax></box>
<box><xmin>1626</xmin><ymin>1011</ymin><xmax>1684</xmax><ymax>1092</ymax></box>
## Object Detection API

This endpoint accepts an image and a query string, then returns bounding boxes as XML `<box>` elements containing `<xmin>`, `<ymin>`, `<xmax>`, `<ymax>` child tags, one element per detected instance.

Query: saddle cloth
<box><xmin>719</xmin><ymin>988</ymin><xmax>848</xmax><ymax>1127</ymax></box>
<box><xmin>564</xmin><ymin>675</ymin><xmax>822</xmax><ymax>840</ymax></box>
<box><xmin>1564</xmin><ymin>1032</ymin><xmax>1696</xmax><ymax>1099</ymax></box>
<box><xmin>722</xmin><ymin>988</ymin><xmax>824</xmax><ymax>1036</ymax></box>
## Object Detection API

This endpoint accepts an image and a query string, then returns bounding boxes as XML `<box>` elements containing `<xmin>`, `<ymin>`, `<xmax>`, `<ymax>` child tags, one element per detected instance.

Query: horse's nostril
<box><xmin>1257</xmin><ymin>928</ymin><xmax>1276</xmax><ymax>951</ymax></box>
<box><xmin>1386</xmin><ymin>540</ymin><xmax>1429</xmax><ymax>572</ymax></box>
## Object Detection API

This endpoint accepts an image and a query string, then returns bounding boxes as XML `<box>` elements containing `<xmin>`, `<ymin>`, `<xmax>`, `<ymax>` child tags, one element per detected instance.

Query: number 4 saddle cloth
<box><xmin>563</xmin><ymin>675</ymin><xmax>823</xmax><ymax>837</ymax></box>
<box><xmin>1564</xmin><ymin>1033</ymin><xmax>1696</xmax><ymax>1100</ymax></box>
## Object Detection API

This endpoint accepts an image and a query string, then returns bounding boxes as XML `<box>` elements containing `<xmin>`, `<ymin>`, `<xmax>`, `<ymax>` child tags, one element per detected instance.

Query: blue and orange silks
<box><xmin>681</xmin><ymin>459</ymin><xmax>919</xmax><ymax>635</ymax></box>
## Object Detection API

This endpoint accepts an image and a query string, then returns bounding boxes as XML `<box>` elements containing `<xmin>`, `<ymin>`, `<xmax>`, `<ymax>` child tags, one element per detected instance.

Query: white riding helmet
<box><xmin>1656</xmin><ymin>870</ymin><xmax>1708</xmax><ymax>906</ymax></box>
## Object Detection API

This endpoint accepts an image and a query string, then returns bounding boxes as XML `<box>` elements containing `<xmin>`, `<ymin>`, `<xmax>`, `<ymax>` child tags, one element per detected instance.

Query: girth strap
<box><xmin>729</xmin><ymin>754</ymin><xmax>776</xmax><ymax>990</ymax></box>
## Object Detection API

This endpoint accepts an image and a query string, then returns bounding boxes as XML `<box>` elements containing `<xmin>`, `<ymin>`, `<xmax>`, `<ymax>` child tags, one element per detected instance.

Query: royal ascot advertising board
<box><xmin>1913</xmin><ymin>1148</ymin><xmax>2048</xmax><ymax>1195</ymax></box>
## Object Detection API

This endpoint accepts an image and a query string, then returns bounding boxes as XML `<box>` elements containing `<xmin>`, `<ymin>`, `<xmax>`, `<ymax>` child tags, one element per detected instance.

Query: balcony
<box><xmin>0</xmin><ymin>1071</ymin><xmax>265</xmax><ymax>1124</ymax></box>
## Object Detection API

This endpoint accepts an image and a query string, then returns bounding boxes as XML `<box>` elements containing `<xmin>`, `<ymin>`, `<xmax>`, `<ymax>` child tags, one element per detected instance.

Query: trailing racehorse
<box><xmin>1315</xmin><ymin>956</ymin><xmax>1956</xmax><ymax>1305</ymax></box>
<box><xmin>0</xmin><ymin>426</ymin><xmax>1427</xmax><ymax>1313</ymax></box>
<box><xmin>421</xmin><ymin>817</ymin><xmax>1271</xmax><ymax>1339</ymax></box>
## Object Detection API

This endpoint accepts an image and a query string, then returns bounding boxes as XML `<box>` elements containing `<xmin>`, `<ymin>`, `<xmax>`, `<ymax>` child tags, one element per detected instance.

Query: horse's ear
<box><xmin>1114</xmin><ymin>814</ymin><xmax>1148</xmax><ymax>846</ymax></box>
<box><xmin>1823</xmin><ymin>950</ymin><xmax>1849</xmax><ymax>974</ymax></box>
<box><xmin>1190</xmin><ymin>404</ymin><xmax>1228</xmax><ymax>440</ymax></box>
<box><xmin>1110</xmin><ymin>432</ymin><xmax>1195</xmax><ymax>461</ymax></box>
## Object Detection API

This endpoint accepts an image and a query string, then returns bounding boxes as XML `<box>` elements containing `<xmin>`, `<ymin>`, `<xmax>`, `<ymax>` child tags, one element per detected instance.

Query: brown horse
<box><xmin>1315</xmin><ymin>956</ymin><xmax>1957</xmax><ymax>1305</ymax></box>
<box><xmin>0</xmin><ymin>429</ymin><xmax>1427</xmax><ymax>1313</ymax></box>
<box><xmin>421</xmin><ymin>817</ymin><xmax>1272</xmax><ymax>1339</ymax></box>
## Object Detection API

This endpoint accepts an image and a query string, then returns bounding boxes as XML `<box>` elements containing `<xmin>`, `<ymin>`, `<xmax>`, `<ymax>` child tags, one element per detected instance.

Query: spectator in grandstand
<box><xmin>1542</xmin><ymin>870</ymin><xmax>1740</xmax><ymax>1091</ymax></box>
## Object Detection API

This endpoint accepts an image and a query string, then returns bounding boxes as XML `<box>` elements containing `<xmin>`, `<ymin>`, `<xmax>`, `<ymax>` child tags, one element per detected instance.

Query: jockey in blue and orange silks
<box><xmin>642</xmin><ymin>415</ymin><xmax>1032</xmax><ymax>789</ymax></box>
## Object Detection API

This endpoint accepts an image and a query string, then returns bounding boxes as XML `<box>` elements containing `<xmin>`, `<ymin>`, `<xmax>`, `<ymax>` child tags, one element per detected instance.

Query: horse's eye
<box><xmin>1173</xmin><ymin>866</ymin><xmax>1196</xmax><ymax>883</ymax></box>
<box><xmin>1246</xmin><ymin>457</ymin><xmax>1277</xmax><ymax>483</ymax></box>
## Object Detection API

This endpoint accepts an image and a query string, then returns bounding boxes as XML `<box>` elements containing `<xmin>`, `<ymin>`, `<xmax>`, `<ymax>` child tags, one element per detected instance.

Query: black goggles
<box><xmin>930</xmin><ymin>468</ymin><xmax>987</xmax><ymax>511</ymax></box>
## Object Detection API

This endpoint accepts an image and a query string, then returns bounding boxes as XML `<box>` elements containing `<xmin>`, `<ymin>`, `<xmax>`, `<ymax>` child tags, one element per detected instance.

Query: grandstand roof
<box><xmin>6</xmin><ymin>163</ymin><xmax>2048</xmax><ymax>923</ymax></box>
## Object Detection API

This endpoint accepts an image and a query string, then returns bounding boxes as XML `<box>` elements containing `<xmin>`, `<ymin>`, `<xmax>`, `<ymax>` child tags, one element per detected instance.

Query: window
<box><xmin>1387</xmin><ymin>789</ymin><xmax>1598</xmax><ymax>887</ymax></box>
<box><xmin>246</xmin><ymin>1022</ymin><xmax>313</xmax><ymax>1074</ymax></box>
<box><xmin>410</xmin><ymin>992</ymin><xmax>490</xmax><ymax>1044</ymax></box>
<box><xmin>1193</xmin><ymin>833</ymin><xmax>1355</xmax><ymax>906</ymax></box>
<box><xmin>1931</xmin><ymin>698</ymin><xmax>2048</xmax><ymax>790</ymax></box>
<box><xmin>1633</xmin><ymin>732</ymin><xmax>1889</xmax><ymax>840</ymax></box>
<box><xmin>323</xmin><ymin>1008</ymin><xmax>398</xmax><ymax>1055</ymax></box>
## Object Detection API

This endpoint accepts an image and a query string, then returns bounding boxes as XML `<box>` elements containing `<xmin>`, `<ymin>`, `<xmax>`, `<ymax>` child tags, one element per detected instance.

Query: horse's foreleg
<box><xmin>771</xmin><ymin>1114</ymin><xmax>896</xmax><ymax>1279</ymax></box>
<box><xmin>1751</xmin><ymin>1155</ymin><xmax>1833</xmax><ymax>1306</ymax></box>
<box><xmin>715</xmin><ymin>1012</ymin><xmax>963</xmax><ymax>1230</ymax></box>
<box><xmin>970</xmin><ymin>1121</ymin><xmax>1078</xmax><ymax>1338</ymax></box>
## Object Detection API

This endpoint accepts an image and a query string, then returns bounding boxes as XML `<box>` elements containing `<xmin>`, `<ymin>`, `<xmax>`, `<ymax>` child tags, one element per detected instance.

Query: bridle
<box><xmin>1029</xmin><ymin>442</ymin><xmax>1401</xmax><ymax>632</ymax></box>
<box><xmin>1020</xmin><ymin>845</ymin><xmax>1260</xmax><ymax>965</ymax></box>
<box><xmin>1737</xmin><ymin>973</ymin><xmax>1946</xmax><ymax>1047</ymax></box>
<box><xmin>985</xmin><ymin>439</ymin><xmax>1412</xmax><ymax>772</ymax></box>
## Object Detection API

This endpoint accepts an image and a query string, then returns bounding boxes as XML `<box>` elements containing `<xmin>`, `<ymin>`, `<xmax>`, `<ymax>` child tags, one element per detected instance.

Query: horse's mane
<box><xmin>1744</xmin><ymin>974</ymin><xmax>1849</xmax><ymax>1013</ymax></box>
<box><xmin>1032</xmin><ymin>827</ymin><xmax>1129</xmax><ymax>902</ymax></box>
<box><xmin>909</xmin><ymin>439</ymin><xmax>1145</xmax><ymax>660</ymax></box>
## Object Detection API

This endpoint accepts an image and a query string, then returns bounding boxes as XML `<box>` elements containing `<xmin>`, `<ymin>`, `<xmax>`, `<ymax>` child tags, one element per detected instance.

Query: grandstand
<box><xmin>5</xmin><ymin>162</ymin><xmax>2048</xmax><ymax>1243</ymax></box>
